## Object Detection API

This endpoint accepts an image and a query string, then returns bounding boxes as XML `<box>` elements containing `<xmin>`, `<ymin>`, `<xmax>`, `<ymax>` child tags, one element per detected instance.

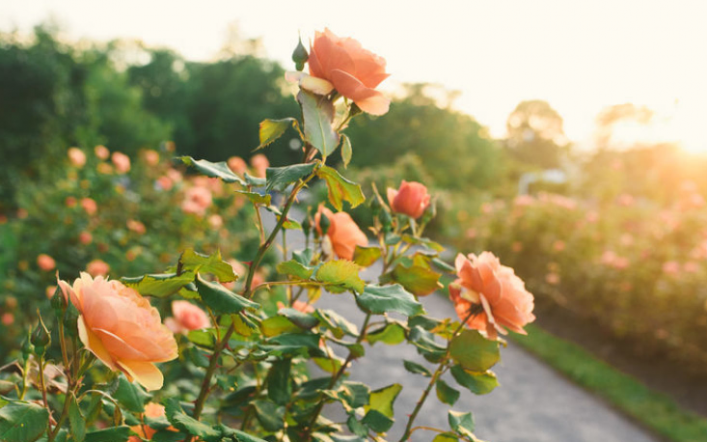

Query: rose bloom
<box><xmin>308</xmin><ymin>28</ymin><xmax>390</xmax><ymax>115</ymax></box>
<box><xmin>58</xmin><ymin>273</ymin><xmax>178</xmax><ymax>390</ymax></box>
<box><xmin>65</xmin><ymin>197</ymin><xmax>77</xmax><ymax>208</ymax></box>
<box><xmin>228</xmin><ymin>156</ymin><xmax>248</xmax><ymax>175</ymax></box>
<box><xmin>94</xmin><ymin>145</ymin><xmax>110</xmax><ymax>160</ymax></box>
<box><xmin>67</xmin><ymin>147</ymin><xmax>86</xmax><ymax>167</ymax></box>
<box><xmin>81</xmin><ymin>198</ymin><xmax>98</xmax><ymax>216</ymax></box>
<box><xmin>663</xmin><ymin>261</ymin><xmax>680</xmax><ymax>275</ymax></box>
<box><xmin>86</xmin><ymin>259</ymin><xmax>110</xmax><ymax>277</ymax></box>
<box><xmin>37</xmin><ymin>254</ymin><xmax>56</xmax><ymax>272</ymax></box>
<box><xmin>156</xmin><ymin>175</ymin><xmax>173</xmax><ymax>191</ymax></box>
<box><xmin>79</xmin><ymin>231</ymin><xmax>93</xmax><ymax>245</ymax></box>
<box><xmin>545</xmin><ymin>272</ymin><xmax>560</xmax><ymax>285</ymax></box>
<box><xmin>449</xmin><ymin>252</ymin><xmax>535</xmax><ymax>339</ymax></box>
<box><xmin>552</xmin><ymin>240</ymin><xmax>566</xmax><ymax>252</ymax></box>
<box><xmin>17</xmin><ymin>208</ymin><xmax>28</xmax><ymax>219</ymax></box>
<box><xmin>165</xmin><ymin>301</ymin><xmax>211</xmax><ymax>334</ymax></box>
<box><xmin>2</xmin><ymin>313</ymin><xmax>14</xmax><ymax>326</ymax></box>
<box><xmin>315</xmin><ymin>206</ymin><xmax>368</xmax><ymax>260</ymax></box>
<box><xmin>277</xmin><ymin>300</ymin><xmax>314</xmax><ymax>314</ymax></box>
<box><xmin>111</xmin><ymin>152</ymin><xmax>131</xmax><ymax>174</ymax></box>
<box><xmin>250</xmin><ymin>154</ymin><xmax>269</xmax><ymax>178</ymax></box>
<box><xmin>387</xmin><ymin>181</ymin><xmax>431</xmax><ymax>219</ymax></box>
<box><xmin>46</xmin><ymin>286</ymin><xmax>57</xmax><ymax>299</ymax></box>
<box><xmin>208</xmin><ymin>214</ymin><xmax>223</xmax><ymax>229</ymax></box>
<box><xmin>181</xmin><ymin>186</ymin><xmax>213</xmax><ymax>216</ymax></box>
<box><xmin>127</xmin><ymin>219</ymin><xmax>146</xmax><ymax>235</ymax></box>
<box><xmin>128</xmin><ymin>402</ymin><xmax>176</xmax><ymax>442</ymax></box>
<box><xmin>143</xmin><ymin>149</ymin><xmax>160</xmax><ymax>166</ymax></box>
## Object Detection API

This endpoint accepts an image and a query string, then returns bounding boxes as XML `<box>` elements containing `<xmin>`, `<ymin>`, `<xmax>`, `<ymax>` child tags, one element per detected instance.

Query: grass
<box><xmin>511</xmin><ymin>324</ymin><xmax>707</xmax><ymax>442</ymax></box>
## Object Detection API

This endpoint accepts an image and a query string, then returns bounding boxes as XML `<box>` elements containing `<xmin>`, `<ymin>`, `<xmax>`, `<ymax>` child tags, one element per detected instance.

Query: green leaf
<box><xmin>257</xmin><ymin>118</ymin><xmax>298</xmax><ymax>150</ymax></box>
<box><xmin>433</xmin><ymin>433</ymin><xmax>459</xmax><ymax>442</ymax></box>
<box><xmin>187</xmin><ymin>328</ymin><xmax>218</xmax><ymax>349</ymax></box>
<box><xmin>266</xmin><ymin>163</ymin><xmax>318</xmax><ymax>192</ymax></box>
<box><xmin>401</xmin><ymin>234</ymin><xmax>445</xmax><ymax>252</ymax></box>
<box><xmin>179</xmin><ymin>249</ymin><xmax>238</xmax><ymax>283</ymax></box>
<box><xmin>361</xmin><ymin>410</ymin><xmax>394</xmax><ymax>434</ymax></box>
<box><xmin>449</xmin><ymin>329</ymin><xmax>500</xmax><ymax>372</ymax></box>
<box><xmin>347</xmin><ymin>415</ymin><xmax>368</xmax><ymax>438</ymax></box>
<box><xmin>341</xmin><ymin>134</ymin><xmax>353</xmax><ymax>168</ymax></box>
<box><xmin>403</xmin><ymin>360</ymin><xmax>432</xmax><ymax>377</ymax></box>
<box><xmin>262</xmin><ymin>333</ymin><xmax>325</xmax><ymax>357</ymax></box>
<box><xmin>352</xmin><ymin>245</ymin><xmax>381</xmax><ymax>268</ymax></box>
<box><xmin>84</xmin><ymin>427</ymin><xmax>131</xmax><ymax>442</ymax></box>
<box><xmin>316</xmin><ymin>260</ymin><xmax>365</xmax><ymax>293</ymax></box>
<box><xmin>0</xmin><ymin>401</ymin><xmax>49</xmax><ymax>442</ymax></box>
<box><xmin>293</xmin><ymin>248</ymin><xmax>313</xmax><ymax>266</ymax></box>
<box><xmin>220</xmin><ymin>427</ymin><xmax>269</xmax><ymax>442</ymax></box>
<box><xmin>165</xmin><ymin>399</ymin><xmax>222</xmax><ymax>440</ymax></box>
<box><xmin>450</xmin><ymin>366</ymin><xmax>499</xmax><ymax>395</ymax></box>
<box><xmin>267</xmin><ymin>359</ymin><xmax>292</xmax><ymax>405</ymax></box>
<box><xmin>408</xmin><ymin>315</ymin><xmax>442</xmax><ymax>331</ymax></box>
<box><xmin>448</xmin><ymin>410</ymin><xmax>475</xmax><ymax>438</ymax></box>
<box><xmin>366</xmin><ymin>322</ymin><xmax>406</xmax><ymax>345</ymax></box>
<box><xmin>196</xmin><ymin>276</ymin><xmax>259</xmax><ymax>315</ymax></box>
<box><xmin>244</xmin><ymin>173</ymin><xmax>266</xmax><ymax>187</ymax></box>
<box><xmin>314</xmin><ymin>355</ymin><xmax>344</xmax><ymax>374</ymax></box>
<box><xmin>315</xmin><ymin>309</ymin><xmax>359</xmax><ymax>339</ymax></box>
<box><xmin>408</xmin><ymin>326</ymin><xmax>446</xmax><ymax>362</ymax></box>
<box><xmin>121</xmin><ymin>272</ymin><xmax>195</xmax><ymax>298</ymax></box>
<box><xmin>432</xmin><ymin>257</ymin><xmax>456</xmax><ymax>273</ymax></box>
<box><xmin>152</xmin><ymin>430</ymin><xmax>187</xmax><ymax>442</ymax></box>
<box><xmin>113</xmin><ymin>376</ymin><xmax>148</xmax><ymax>413</ymax></box>
<box><xmin>261</xmin><ymin>316</ymin><xmax>302</xmax><ymax>337</ymax></box>
<box><xmin>176</xmin><ymin>156</ymin><xmax>245</xmax><ymax>185</ymax></box>
<box><xmin>277</xmin><ymin>259</ymin><xmax>314</xmax><ymax>280</ymax></box>
<box><xmin>357</xmin><ymin>284</ymin><xmax>424</xmax><ymax>316</ymax></box>
<box><xmin>317</xmin><ymin>165</ymin><xmax>365</xmax><ymax>210</ymax></box>
<box><xmin>298</xmin><ymin>90</ymin><xmax>339</xmax><ymax>157</ymax></box>
<box><xmin>235</xmin><ymin>190</ymin><xmax>271</xmax><ymax>206</ymax></box>
<box><xmin>251</xmin><ymin>399</ymin><xmax>285</xmax><ymax>431</ymax></box>
<box><xmin>341</xmin><ymin>381</ymin><xmax>370</xmax><ymax>409</ymax></box>
<box><xmin>68</xmin><ymin>394</ymin><xmax>86</xmax><ymax>442</ymax></box>
<box><xmin>436</xmin><ymin>379</ymin><xmax>460</xmax><ymax>406</ymax></box>
<box><xmin>383</xmin><ymin>261</ymin><xmax>442</xmax><ymax>297</ymax></box>
<box><xmin>278</xmin><ymin>308</ymin><xmax>319</xmax><ymax>329</ymax></box>
<box><xmin>367</xmin><ymin>384</ymin><xmax>402</xmax><ymax>418</ymax></box>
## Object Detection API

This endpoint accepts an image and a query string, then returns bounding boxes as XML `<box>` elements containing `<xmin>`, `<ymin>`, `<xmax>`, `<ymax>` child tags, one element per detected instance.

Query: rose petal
<box><xmin>117</xmin><ymin>360</ymin><xmax>164</xmax><ymax>391</ymax></box>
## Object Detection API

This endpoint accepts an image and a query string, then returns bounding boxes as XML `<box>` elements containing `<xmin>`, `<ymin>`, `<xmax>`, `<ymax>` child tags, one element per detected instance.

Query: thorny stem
<box><xmin>250</xmin><ymin>185</ymin><xmax>266</xmax><ymax>243</ymax></box>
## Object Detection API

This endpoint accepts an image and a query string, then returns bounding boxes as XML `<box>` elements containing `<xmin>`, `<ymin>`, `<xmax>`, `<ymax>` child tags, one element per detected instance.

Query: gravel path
<box><xmin>262</xmin><ymin>208</ymin><xmax>661</xmax><ymax>442</ymax></box>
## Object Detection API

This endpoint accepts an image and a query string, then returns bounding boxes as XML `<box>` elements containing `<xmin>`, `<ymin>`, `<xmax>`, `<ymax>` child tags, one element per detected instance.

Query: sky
<box><xmin>2</xmin><ymin>0</ymin><xmax>706</xmax><ymax>152</ymax></box>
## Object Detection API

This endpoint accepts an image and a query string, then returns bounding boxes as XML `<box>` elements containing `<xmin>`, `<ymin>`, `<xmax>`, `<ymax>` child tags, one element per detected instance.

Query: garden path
<box><xmin>263</xmin><ymin>208</ymin><xmax>661</xmax><ymax>442</ymax></box>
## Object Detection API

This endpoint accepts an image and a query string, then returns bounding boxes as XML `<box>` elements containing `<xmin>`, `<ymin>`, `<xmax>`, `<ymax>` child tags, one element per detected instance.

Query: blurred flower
<box><xmin>45</xmin><ymin>286</ymin><xmax>56</xmax><ymax>299</ymax></box>
<box><xmin>449</xmin><ymin>252</ymin><xmax>535</xmax><ymax>339</ymax></box>
<box><xmin>96</xmin><ymin>163</ymin><xmax>113</xmax><ymax>174</ymax></box>
<box><xmin>512</xmin><ymin>242</ymin><xmax>523</xmax><ymax>252</ymax></box>
<box><xmin>228</xmin><ymin>156</ymin><xmax>247</xmax><ymax>176</ymax></box>
<box><xmin>250</xmin><ymin>154</ymin><xmax>269</xmax><ymax>178</ymax></box>
<box><xmin>619</xmin><ymin>234</ymin><xmax>633</xmax><ymax>246</ymax></box>
<box><xmin>662</xmin><ymin>261</ymin><xmax>680</xmax><ymax>276</ymax></box>
<box><xmin>58</xmin><ymin>273</ymin><xmax>178</xmax><ymax>390</ymax></box>
<box><xmin>81</xmin><ymin>198</ymin><xmax>97</xmax><ymax>216</ymax></box>
<box><xmin>1</xmin><ymin>313</ymin><xmax>14</xmax><ymax>326</ymax></box>
<box><xmin>5</xmin><ymin>296</ymin><xmax>17</xmax><ymax>309</ymax></box>
<box><xmin>514</xmin><ymin>195</ymin><xmax>535</xmax><ymax>206</ymax></box>
<box><xmin>545</xmin><ymin>273</ymin><xmax>560</xmax><ymax>285</ymax></box>
<box><xmin>166</xmin><ymin>168</ymin><xmax>183</xmax><ymax>183</ymax></box>
<box><xmin>386</xmin><ymin>181</ymin><xmax>431</xmax><ymax>219</ymax></box>
<box><xmin>17</xmin><ymin>208</ymin><xmax>28</xmax><ymax>219</ymax></box>
<box><xmin>67</xmin><ymin>147</ymin><xmax>86</xmax><ymax>167</ymax></box>
<box><xmin>277</xmin><ymin>300</ymin><xmax>314</xmax><ymax>314</ymax></box>
<box><xmin>94</xmin><ymin>145</ymin><xmax>110</xmax><ymax>160</ymax></box>
<box><xmin>65</xmin><ymin>197</ymin><xmax>77</xmax><ymax>208</ymax></box>
<box><xmin>617</xmin><ymin>193</ymin><xmax>634</xmax><ymax>207</ymax></box>
<box><xmin>208</xmin><ymin>214</ymin><xmax>223</xmax><ymax>229</ymax></box>
<box><xmin>127</xmin><ymin>219</ymin><xmax>146</xmax><ymax>235</ymax></box>
<box><xmin>165</xmin><ymin>301</ymin><xmax>211</xmax><ymax>334</ymax></box>
<box><xmin>181</xmin><ymin>186</ymin><xmax>212</xmax><ymax>216</ymax></box>
<box><xmin>37</xmin><ymin>254</ymin><xmax>56</xmax><ymax>272</ymax></box>
<box><xmin>111</xmin><ymin>152</ymin><xmax>131</xmax><ymax>174</ymax></box>
<box><xmin>481</xmin><ymin>203</ymin><xmax>493</xmax><ymax>214</ymax></box>
<box><xmin>86</xmin><ymin>259</ymin><xmax>110</xmax><ymax>277</ymax></box>
<box><xmin>315</xmin><ymin>206</ymin><xmax>368</xmax><ymax>260</ymax></box>
<box><xmin>552</xmin><ymin>240</ymin><xmax>565</xmax><ymax>252</ymax></box>
<box><xmin>586</xmin><ymin>211</ymin><xmax>599</xmax><ymax>223</ymax></box>
<box><xmin>157</xmin><ymin>175</ymin><xmax>173</xmax><ymax>191</ymax></box>
<box><xmin>128</xmin><ymin>402</ymin><xmax>175</xmax><ymax>441</ymax></box>
<box><xmin>143</xmin><ymin>150</ymin><xmax>160</xmax><ymax>166</ymax></box>
<box><xmin>684</xmin><ymin>261</ymin><xmax>700</xmax><ymax>273</ymax></box>
<box><xmin>307</xmin><ymin>28</ymin><xmax>390</xmax><ymax>115</ymax></box>
<box><xmin>79</xmin><ymin>231</ymin><xmax>93</xmax><ymax>245</ymax></box>
<box><xmin>465</xmin><ymin>228</ymin><xmax>477</xmax><ymax>239</ymax></box>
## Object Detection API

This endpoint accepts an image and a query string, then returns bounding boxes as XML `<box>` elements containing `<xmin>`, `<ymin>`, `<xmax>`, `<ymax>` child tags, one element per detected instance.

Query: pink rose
<box><xmin>315</xmin><ymin>207</ymin><xmax>368</xmax><ymax>261</ymax></box>
<box><xmin>37</xmin><ymin>254</ymin><xmax>56</xmax><ymax>272</ymax></box>
<box><xmin>165</xmin><ymin>301</ymin><xmax>211</xmax><ymax>334</ymax></box>
<box><xmin>94</xmin><ymin>145</ymin><xmax>110</xmax><ymax>160</ymax></box>
<box><xmin>181</xmin><ymin>186</ymin><xmax>212</xmax><ymax>216</ymax></box>
<box><xmin>58</xmin><ymin>273</ymin><xmax>178</xmax><ymax>390</ymax></box>
<box><xmin>86</xmin><ymin>259</ymin><xmax>110</xmax><ymax>277</ymax></box>
<box><xmin>111</xmin><ymin>152</ymin><xmax>131</xmax><ymax>174</ymax></box>
<box><xmin>308</xmin><ymin>29</ymin><xmax>390</xmax><ymax>115</ymax></box>
<box><xmin>81</xmin><ymin>198</ymin><xmax>97</xmax><ymax>216</ymax></box>
<box><xmin>143</xmin><ymin>150</ymin><xmax>160</xmax><ymax>166</ymax></box>
<box><xmin>67</xmin><ymin>147</ymin><xmax>86</xmax><ymax>167</ymax></box>
<box><xmin>228</xmin><ymin>156</ymin><xmax>247</xmax><ymax>176</ymax></box>
<box><xmin>1</xmin><ymin>313</ymin><xmax>14</xmax><ymax>326</ymax></box>
<box><xmin>127</xmin><ymin>219</ymin><xmax>146</xmax><ymax>235</ymax></box>
<box><xmin>449</xmin><ymin>252</ymin><xmax>535</xmax><ymax>339</ymax></box>
<box><xmin>386</xmin><ymin>181</ymin><xmax>431</xmax><ymax>219</ymax></box>
<box><xmin>79</xmin><ymin>231</ymin><xmax>93</xmax><ymax>245</ymax></box>
<box><xmin>250</xmin><ymin>154</ymin><xmax>269</xmax><ymax>178</ymax></box>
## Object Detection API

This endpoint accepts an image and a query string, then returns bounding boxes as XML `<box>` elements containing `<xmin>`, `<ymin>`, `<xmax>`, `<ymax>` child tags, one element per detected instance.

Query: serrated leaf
<box><xmin>266</xmin><ymin>163</ymin><xmax>318</xmax><ymax>192</ymax></box>
<box><xmin>257</xmin><ymin>118</ymin><xmax>297</xmax><ymax>150</ymax></box>
<box><xmin>187</xmin><ymin>328</ymin><xmax>218</xmax><ymax>349</ymax></box>
<box><xmin>436</xmin><ymin>379</ymin><xmax>460</xmax><ymax>406</ymax></box>
<box><xmin>448</xmin><ymin>410</ymin><xmax>475</xmax><ymax>438</ymax></box>
<box><xmin>403</xmin><ymin>360</ymin><xmax>432</xmax><ymax>377</ymax></box>
<box><xmin>366</xmin><ymin>322</ymin><xmax>406</xmax><ymax>345</ymax></box>
<box><xmin>449</xmin><ymin>329</ymin><xmax>500</xmax><ymax>372</ymax></box>
<box><xmin>367</xmin><ymin>384</ymin><xmax>402</xmax><ymax>418</ymax></box>
<box><xmin>298</xmin><ymin>90</ymin><xmax>339</xmax><ymax>157</ymax></box>
<box><xmin>114</xmin><ymin>376</ymin><xmax>148</xmax><ymax>413</ymax></box>
<box><xmin>176</xmin><ymin>156</ymin><xmax>245</xmax><ymax>185</ymax></box>
<box><xmin>317</xmin><ymin>165</ymin><xmax>365</xmax><ymax>210</ymax></box>
<box><xmin>315</xmin><ymin>309</ymin><xmax>359</xmax><ymax>339</ymax></box>
<box><xmin>352</xmin><ymin>245</ymin><xmax>381</xmax><ymax>268</ymax></box>
<box><xmin>261</xmin><ymin>316</ymin><xmax>303</xmax><ymax>337</ymax></box>
<box><xmin>278</xmin><ymin>308</ymin><xmax>319</xmax><ymax>329</ymax></box>
<box><xmin>69</xmin><ymin>393</ymin><xmax>86</xmax><ymax>442</ymax></box>
<box><xmin>0</xmin><ymin>401</ymin><xmax>49</xmax><ymax>442</ymax></box>
<box><xmin>85</xmin><ymin>427</ymin><xmax>131</xmax><ymax>442</ymax></box>
<box><xmin>251</xmin><ymin>399</ymin><xmax>285</xmax><ymax>431</ymax></box>
<box><xmin>267</xmin><ymin>359</ymin><xmax>292</xmax><ymax>405</ymax></box>
<box><xmin>277</xmin><ymin>259</ymin><xmax>314</xmax><ymax>280</ymax></box>
<box><xmin>236</xmin><ymin>190</ymin><xmax>271</xmax><ymax>206</ymax></box>
<box><xmin>341</xmin><ymin>134</ymin><xmax>352</xmax><ymax>168</ymax></box>
<box><xmin>450</xmin><ymin>366</ymin><xmax>499</xmax><ymax>395</ymax></box>
<box><xmin>165</xmin><ymin>399</ymin><xmax>222</xmax><ymax>439</ymax></box>
<box><xmin>121</xmin><ymin>272</ymin><xmax>195</xmax><ymax>298</ymax></box>
<box><xmin>180</xmin><ymin>249</ymin><xmax>237</xmax><ymax>283</ymax></box>
<box><xmin>357</xmin><ymin>284</ymin><xmax>424</xmax><ymax>316</ymax></box>
<box><xmin>316</xmin><ymin>260</ymin><xmax>364</xmax><ymax>293</ymax></box>
<box><xmin>361</xmin><ymin>409</ymin><xmax>394</xmax><ymax>434</ymax></box>
<box><xmin>196</xmin><ymin>276</ymin><xmax>259</xmax><ymax>315</ymax></box>
<box><xmin>383</xmin><ymin>260</ymin><xmax>442</xmax><ymax>297</ymax></box>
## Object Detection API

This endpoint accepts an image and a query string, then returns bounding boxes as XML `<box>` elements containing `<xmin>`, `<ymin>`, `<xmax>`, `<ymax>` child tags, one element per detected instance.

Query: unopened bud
<box><xmin>379</xmin><ymin>209</ymin><xmax>393</xmax><ymax>233</ymax></box>
<box><xmin>319</xmin><ymin>212</ymin><xmax>331</xmax><ymax>236</ymax></box>
<box><xmin>51</xmin><ymin>287</ymin><xmax>66</xmax><ymax>316</ymax></box>
<box><xmin>420</xmin><ymin>198</ymin><xmax>437</xmax><ymax>225</ymax></box>
<box><xmin>64</xmin><ymin>302</ymin><xmax>80</xmax><ymax>338</ymax></box>
<box><xmin>31</xmin><ymin>316</ymin><xmax>51</xmax><ymax>354</ymax></box>
<box><xmin>21</xmin><ymin>336</ymin><xmax>34</xmax><ymax>363</ymax></box>
<box><xmin>292</xmin><ymin>36</ymin><xmax>309</xmax><ymax>72</ymax></box>
<box><xmin>302</xmin><ymin>216</ymin><xmax>312</xmax><ymax>237</ymax></box>
<box><xmin>370</xmin><ymin>196</ymin><xmax>382</xmax><ymax>217</ymax></box>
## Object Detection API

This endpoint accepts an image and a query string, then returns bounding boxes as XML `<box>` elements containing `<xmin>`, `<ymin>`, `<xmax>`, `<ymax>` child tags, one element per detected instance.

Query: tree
<box><xmin>505</xmin><ymin>100</ymin><xmax>568</xmax><ymax>169</ymax></box>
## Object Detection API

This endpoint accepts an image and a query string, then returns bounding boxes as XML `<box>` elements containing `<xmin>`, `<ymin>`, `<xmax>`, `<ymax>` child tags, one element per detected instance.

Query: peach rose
<box><xmin>315</xmin><ymin>206</ymin><xmax>368</xmax><ymax>260</ymax></box>
<box><xmin>79</xmin><ymin>231</ymin><xmax>93</xmax><ymax>245</ymax></box>
<box><xmin>228</xmin><ymin>156</ymin><xmax>248</xmax><ymax>176</ymax></box>
<box><xmin>94</xmin><ymin>145</ymin><xmax>110</xmax><ymax>160</ymax></box>
<box><xmin>308</xmin><ymin>29</ymin><xmax>390</xmax><ymax>115</ymax></box>
<box><xmin>111</xmin><ymin>152</ymin><xmax>131</xmax><ymax>174</ymax></box>
<box><xmin>387</xmin><ymin>181</ymin><xmax>431</xmax><ymax>219</ymax></box>
<box><xmin>127</xmin><ymin>219</ymin><xmax>146</xmax><ymax>235</ymax></box>
<box><xmin>67</xmin><ymin>148</ymin><xmax>86</xmax><ymax>167</ymax></box>
<box><xmin>277</xmin><ymin>300</ymin><xmax>314</xmax><ymax>314</ymax></box>
<box><xmin>181</xmin><ymin>186</ymin><xmax>212</xmax><ymax>216</ymax></box>
<box><xmin>37</xmin><ymin>254</ymin><xmax>56</xmax><ymax>272</ymax></box>
<box><xmin>250</xmin><ymin>154</ymin><xmax>269</xmax><ymax>178</ymax></box>
<box><xmin>449</xmin><ymin>252</ymin><xmax>535</xmax><ymax>339</ymax></box>
<box><xmin>58</xmin><ymin>273</ymin><xmax>178</xmax><ymax>390</ymax></box>
<box><xmin>128</xmin><ymin>402</ymin><xmax>175</xmax><ymax>441</ymax></box>
<box><xmin>164</xmin><ymin>301</ymin><xmax>211</xmax><ymax>334</ymax></box>
<box><xmin>46</xmin><ymin>286</ymin><xmax>57</xmax><ymax>299</ymax></box>
<box><xmin>81</xmin><ymin>198</ymin><xmax>97</xmax><ymax>216</ymax></box>
<box><xmin>143</xmin><ymin>150</ymin><xmax>160</xmax><ymax>166</ymax></box>
<box><xmin>86</xmin><ymin>259</ymin><xmax>110</xmax><ymax>277</ymax></box>
<box><xmin>2</xmin><ymin>313</ymin><xmax>15</xmax><ymax>326</ymax></box>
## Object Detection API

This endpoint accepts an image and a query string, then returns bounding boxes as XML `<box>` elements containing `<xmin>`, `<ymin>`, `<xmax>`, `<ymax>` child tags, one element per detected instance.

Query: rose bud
<box><xmin>387</xmin><ymin>181</ymin><xmax>431</xmax><ymax>219</ymax></box>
